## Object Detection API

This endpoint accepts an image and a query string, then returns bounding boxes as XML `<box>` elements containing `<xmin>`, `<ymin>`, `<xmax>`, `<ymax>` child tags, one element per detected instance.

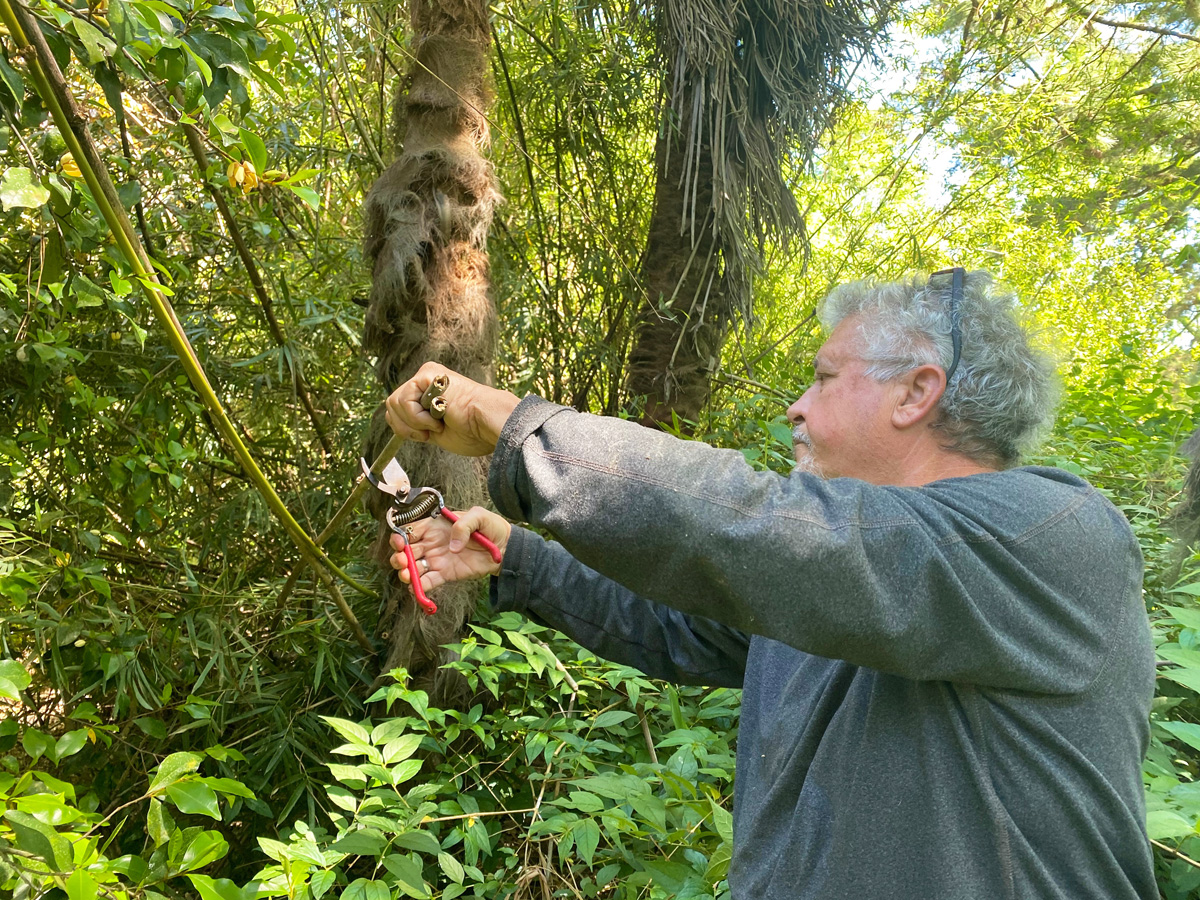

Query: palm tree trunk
<box><xmin>626</xmin><ymin>85</ymin><xmax>728</xmax><ymax>429</ymax></box>
<box><xmin>361</xmin><ymin>0</ymin><xmax>499</xmax><ymax>695</ymax></box>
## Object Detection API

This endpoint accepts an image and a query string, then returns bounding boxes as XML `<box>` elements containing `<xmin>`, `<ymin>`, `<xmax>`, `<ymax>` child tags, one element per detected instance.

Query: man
<box><xmin>385</xmin><ymin>270</ymin><xmax>1156</xmax><ymax>899</ymax></box>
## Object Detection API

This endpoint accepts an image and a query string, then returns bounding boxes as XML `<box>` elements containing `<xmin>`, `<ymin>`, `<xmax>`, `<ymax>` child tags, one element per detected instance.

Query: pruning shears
<box><xmin>361</xmin><ymin>456</ymin><xmax>503</xmax><ymax>615</ymax></box>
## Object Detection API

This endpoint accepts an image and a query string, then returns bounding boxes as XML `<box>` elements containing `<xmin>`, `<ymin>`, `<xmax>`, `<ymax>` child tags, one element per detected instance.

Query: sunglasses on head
<box><xmin>931</xmin><ymin>266</ymin><xmax>964</xmax><ymax>382</ymax></box>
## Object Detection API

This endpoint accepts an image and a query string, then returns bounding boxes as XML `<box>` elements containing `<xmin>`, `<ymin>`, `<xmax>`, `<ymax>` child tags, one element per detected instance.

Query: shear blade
<box><xmin>361</xmin><ymin>456</ymin><xmax>412</xmax><ymax>498</ymax></box>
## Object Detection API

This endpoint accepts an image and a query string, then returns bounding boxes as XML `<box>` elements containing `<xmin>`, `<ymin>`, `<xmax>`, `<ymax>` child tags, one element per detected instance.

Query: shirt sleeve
<box><xmin>491</xmin><ymin>525</ymin><xmax>750</xmax><ymax>688</ymax></box>
<box><xmin>488</xmin><ymin>396</ymin><xmax>1144</xmax><ymax>694</ymax></box>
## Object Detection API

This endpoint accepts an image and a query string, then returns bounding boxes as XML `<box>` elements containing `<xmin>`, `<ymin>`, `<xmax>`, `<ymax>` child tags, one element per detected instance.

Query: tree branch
<box><xmin>172</xmin><ymin>96</ymin><xmax>336</xmax><ymax>459</ymax></box>
<box><xmin>1091</xmin><ymin>14</ymin><xmax>1200</xmax><ymax>44</ymax></box>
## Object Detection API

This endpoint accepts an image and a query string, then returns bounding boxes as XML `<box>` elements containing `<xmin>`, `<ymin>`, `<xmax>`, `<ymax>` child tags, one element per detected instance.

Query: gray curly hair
<box><xmin>818</xmin><ymin>270</ymin><xmax>1058</xmax><ymax>468</ymax></box>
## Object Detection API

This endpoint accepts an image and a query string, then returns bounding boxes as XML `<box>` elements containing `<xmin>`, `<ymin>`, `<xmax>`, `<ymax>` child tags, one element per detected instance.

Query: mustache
<box><xmin>792</xmin><ymin>426</ymin><xmax>812</xmax><ymax>449</ymax></box>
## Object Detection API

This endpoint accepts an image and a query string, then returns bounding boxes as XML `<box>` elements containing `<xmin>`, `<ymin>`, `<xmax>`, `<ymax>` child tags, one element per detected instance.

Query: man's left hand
<box><xmin>384</xmin><ymin>362</ymin><xmax>520</xmax><ymax>457</ymax></box>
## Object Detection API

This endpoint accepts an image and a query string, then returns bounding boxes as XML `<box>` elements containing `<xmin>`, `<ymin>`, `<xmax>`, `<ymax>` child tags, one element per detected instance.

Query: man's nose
<box><xmin>786</xmin><ymin>396</ymin><xmax>805</xmax><ymax>425</ymax></box>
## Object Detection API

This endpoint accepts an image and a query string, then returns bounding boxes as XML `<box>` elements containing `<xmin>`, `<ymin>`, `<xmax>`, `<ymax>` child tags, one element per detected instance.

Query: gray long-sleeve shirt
<box><xmin>487</xmin><ymin>396</ymin><xmax>1157</xmax><ymax>899</ymax></box>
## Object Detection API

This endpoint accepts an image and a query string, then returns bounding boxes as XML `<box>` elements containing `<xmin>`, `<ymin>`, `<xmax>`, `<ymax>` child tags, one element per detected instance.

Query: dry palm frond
<box><xmin>658</xmin><ymin>0</ymin><xmax>895</xmax><ymax>318</ymax></box>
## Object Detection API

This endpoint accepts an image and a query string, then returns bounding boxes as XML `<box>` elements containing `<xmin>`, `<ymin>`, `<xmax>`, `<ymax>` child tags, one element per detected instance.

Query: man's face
<box><xmin>786</xmin><ymin>315</ymin><xmax>903</xmax><ymax>482</ymax></box>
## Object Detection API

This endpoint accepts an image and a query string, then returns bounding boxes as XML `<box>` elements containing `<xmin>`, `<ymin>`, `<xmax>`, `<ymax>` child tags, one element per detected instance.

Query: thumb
<box><xmin>448</xmin><ymin>506</ymin><xmax>510</xmax><ymax>553</ymax></box>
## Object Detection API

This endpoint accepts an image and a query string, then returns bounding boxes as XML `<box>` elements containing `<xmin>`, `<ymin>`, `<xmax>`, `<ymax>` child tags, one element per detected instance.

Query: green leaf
<box><xmin>1158</xmin><ymin>721</ymin><xmax>1200</xmax><ymax>754</ymax></box>
<box><xmin>187</xmin><ymin>874</ymin><xmax>253</xmax><ymax>900</ymax></box>
<box><xmin>66</xmin><ymin>868</ymin><xmax>97</xmax><ymax>900</ymax></box>
<box><xmin>53</xmin><ymin>728</ymin><xmax>88</xmax><ymax>762</ymax></box>
<box><xmin>148</xmin><ymin>798</ymin><xmax>175</xmax><ymax>846</ymax></box>
<box><xmin>287</xmin><ymin>184</ymin><xmax>320</xmax><ymax>210</ymax></box>
<box><xmin>438</xmin><ymin>851</ymin><xmax>464</xmax><ymax>884</ymax></box>
<box><xmin>573</xmin><ymin>818</ymin><xmax>600</xmax><ymax>864</ymax></box>
<box><xmin>70</xmin><ymin>18</ymin><xmax>116</xmax><ymax>64</ymax></box>
<box><xmin>330</xmin><ymin>829</ymin><xmax>386</xmax><ymax>857</ymax></box>
<box><xmin>382</xmin><ymin>854</ymin><xmax>431</xmax><ymax>899</ymax></box>
<box><xmin>0</xmin><ymin>659</ymin><xmax>31</xmax><ymax>701</ymax></box>
<box><xmin>629</xmin><ymin>793</ymin><xmax>667</xmax><ymax>831</ymax></box>
<box><xmin>640</xmin><ymin>859</ymin><xmax>693</xmax><ymax>893</ymax></box>
<box><xmin>322</xmin><ymin>717</ymin><xmax>371</xmax><ymax>745</ymax></box>
<box><xmin>1147</xmin><ymin>809</ymin><xmax>1194</xmax><ymax>840</ymax></box>
<box><xmin>3</xmin><ymin>809</ymin><xmax>73</xmax><ymax>870</ymax></box>
<box><xmin>391</xmin><ymin>758</ymin><xmax>423</xmax><ymax>786</ymax></box>
<box><xmin>0</xmin><ymin>167</ymin><xmax>50</xmax><ymax>210</ymax></box>
<box><xmin>1160</xmin><ymin>666</ymin><xmax>1200</xmax><ymax>694</ymax></box>
<box><xmin>187</xmin><ymin>32</ymin><xmax>251</xmax><ymax>77</ymax></box>
<box><xmin>327</xmin><ymin>763</ymin><xmax>368</xmax><ymax>788</ymax></box>
<box><xmin>238</xmin><ymin>128</ymin><xmax>268</xmax><ymax>175</ymax></box>
<box><xmin>568</xmin><ymin>774</ymin><xmax>648</xmax><ymax>801</ymax></box>
<box><xmin>344</xmin><ymin>879</ymin><xmax>391</xmax><ymax>900</ymax></box>
<box><xmin>31</xmin><ymin>771</ymin><xmax>76</xmax><ymax>801</ymax></box>
<box><xmin>392</xmin><ymin>830</ymin><xmax>441</xmax><ymax>855</ymax></box>
<box><xmin>150</xmin><ymin>751</ymin><xmax>203</xmax><ymax>790</ymax></box>
<box><xmin>108</xmin><ymin>0</ymin><xmax>131</xmax><ymax>45</ymax></box>
<box><xmin>563</xmin><ymin>790</ymin><xmax>604</xmax><ymax>813</ymax></box>
<box><xmin>166</xmin><ymin>780</ymin><xmax>221</xmax><ymax>818</ymax></box>
<box><xmin>592</xmin><ymin>710</ymin><xmax>635</xmax><ymax>729</ymax></box>
<box><xmin>14</xmin><ymin>793</ymin><xmax>83</xmax><ymax>826</ymax></box>
<box><xmin>134</xmin><ymin>717</ymin><xmax>168</xmax><ymax>739</ymax></box>
<box><xmin>257</xmin><ymin>838</ymin><xmax>290</xmax><ymax>862</ymax></box>
<box><xmin>180</xmin><ymin>44</ymin><xmax>214</xmax><ymax>86</ymax></box>
<box><xmin>0</xmin><ymin>55</ymin><xmax>25</xmax><ymax>102</ymax></box>
<box><xmin>1164</xmin><ymin>606</ymin><xmax>1200</xmax><ymax>631</ymax></box>
<box><xmin>382</xmin><ymin>733</ymin><xmax>423</xmax><ymax>765</ymax></box>
<box><xmin>310</xmin><ymin>870</ymin><xmax>336</xmax><ymax>899</ymax></box>
<box><xmin>111</xmin><ymin>854</ymin><xmax>149</xmax><ymax>881</ymax></box>
<box><xmin>179</xmin><ymin>829</ymin><xmax>229</xmax><ymax>870</ymax></box>
<box><xmin>708</xmin><ymin>797</ymin><xmax>733</xmax><ymax>844</ymax></box>
<box><xmin>204</xmin><ymin>776</ymin><xmax>255</xmax><ymax>799</ymax></box>
<box><xmin>287</xmin><ymin>840</ymin><xmax>329</xmax><ymax>867</ymax></box>
<box><xmin>22</xmin><ymin>727</ymin><xmax>54</xmax><ymax>763</ymax></box>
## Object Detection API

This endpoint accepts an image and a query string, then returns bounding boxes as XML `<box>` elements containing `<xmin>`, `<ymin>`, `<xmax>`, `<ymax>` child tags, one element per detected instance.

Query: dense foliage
<box><xmin>1</xmin><ymin>0</ymin><xmax>1199</xmax><ymax>896</ymax></box>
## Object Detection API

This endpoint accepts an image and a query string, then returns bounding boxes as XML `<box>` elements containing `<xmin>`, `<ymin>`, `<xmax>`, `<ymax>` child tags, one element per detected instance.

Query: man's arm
<box><xmin>494</xmin><ymin>526</ymin><xmax>750</xmax><ymax>688</ymax></box>
<box><xmin>488</xmin><ymin>397</ymin><xmax>1145</xmax><ymax>694</ymax></box>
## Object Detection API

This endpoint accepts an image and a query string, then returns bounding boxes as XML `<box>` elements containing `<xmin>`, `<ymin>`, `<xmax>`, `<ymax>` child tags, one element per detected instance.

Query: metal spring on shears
<box><xmin>386</xmin><ymin>489</ymin><xmax>442</xmax><ymax>528</ymax></box>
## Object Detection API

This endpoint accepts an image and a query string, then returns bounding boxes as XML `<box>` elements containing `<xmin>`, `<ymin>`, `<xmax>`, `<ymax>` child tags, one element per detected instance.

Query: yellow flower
<box><xmin>61</xmin><ymin>152</ymin><xmax>82</xmax><ymax>178</ymax></box>
<box><xmin>226</xmin><ymin>160</ymin><xmax>258</xmax><ymax>194</ymax></box>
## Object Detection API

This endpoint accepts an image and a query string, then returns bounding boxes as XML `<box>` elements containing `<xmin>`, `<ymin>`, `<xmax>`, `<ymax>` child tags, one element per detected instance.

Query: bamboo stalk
<box><xmin>274</xmin><ymin>432</ymin><xmax>406</xmax><ymax>611</ymax></box>
<box><xmin>1</xmin><ymin>0</ymin><xmax>376</xmax><ymax>652</ymax></box>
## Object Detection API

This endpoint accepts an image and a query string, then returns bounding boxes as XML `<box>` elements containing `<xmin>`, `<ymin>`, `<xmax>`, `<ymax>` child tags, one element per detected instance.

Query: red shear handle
<box><xmin>401</xmin><ymin>539</ymin><xmax>438</xmax><ymax>615</ymax></box>
<box><xmin>440</xmin><ymin>508</ymin><xmax>504</xmax><ymax>564</ymax></box>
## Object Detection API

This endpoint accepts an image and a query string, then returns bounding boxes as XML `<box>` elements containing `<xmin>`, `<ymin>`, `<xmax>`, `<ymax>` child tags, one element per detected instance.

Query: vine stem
<box><xmin>1152</xmin><ymin>838</ymin><xmax>1200</xmax><ymax>870</ymax></box>
<box><xmin>0</xmin><ymin>0</ymin><xmax>376</xmax><ymax>651</ymax></box>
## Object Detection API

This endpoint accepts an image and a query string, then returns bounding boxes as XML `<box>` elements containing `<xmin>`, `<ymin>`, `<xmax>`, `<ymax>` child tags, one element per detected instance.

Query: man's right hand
<box><xmin>389</xmin><ymin>507</ymin><xmax>512</xmax><ymax>591</ymax></box>
<box><xmin>384</xmin><ymin>362</ymin><xmax>521</xmax><ymax>457</ymax></box>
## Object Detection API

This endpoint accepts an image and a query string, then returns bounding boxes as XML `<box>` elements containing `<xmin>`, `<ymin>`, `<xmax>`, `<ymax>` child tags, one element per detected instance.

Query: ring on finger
<box><xmin>419</xmin><ymin>558</ymin><xmax>429</xmax><ymax>572</ymax></box>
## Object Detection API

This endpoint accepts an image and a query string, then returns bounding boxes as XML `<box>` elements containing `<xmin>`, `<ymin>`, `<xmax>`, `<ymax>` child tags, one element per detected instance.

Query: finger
<box><xmin>448</xmin><ymin>517</ymin><xmax>475</xmax><ymax>553</ymax></box>
<box><xmin>385</xmin><ymin>382</ymin><xmax>444</xmax><ymax>439</ymax></box>
<box><xmin>404</xmin><ymin>521</ymin><xmax>447</xmax><ymax>558</ymax></box>
<box><xmin>448</xmin><ymin>506</ymin><xmax>510</xmax><ymax>554</ymax></box>
<box><xmin>384</xmin><ymin>404</ymin><xmax>430</xmax><ymax>443</ymax></box>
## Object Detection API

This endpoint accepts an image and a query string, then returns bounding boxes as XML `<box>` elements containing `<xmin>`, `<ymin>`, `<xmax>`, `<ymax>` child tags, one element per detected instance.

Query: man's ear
<box><xmin>892</xmin><ymin>364</ymin><xmax>946</xmax><ymax>430</ymax></box>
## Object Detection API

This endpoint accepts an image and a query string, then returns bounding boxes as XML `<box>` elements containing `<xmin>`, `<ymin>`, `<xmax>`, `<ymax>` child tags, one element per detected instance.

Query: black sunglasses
<box><xmin>931</xmin><ymin>266</ymin><xmax>964</xmax><ymax>382</ymax></box>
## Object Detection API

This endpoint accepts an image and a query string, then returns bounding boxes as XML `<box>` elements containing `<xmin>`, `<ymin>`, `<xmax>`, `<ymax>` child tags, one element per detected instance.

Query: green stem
<box><xmin>275</xmin><ymin>432</ymin><xmax>405</xmax><ymax>611</ymax></box>
<box><xmin>0</xmin><ymin>0</ymin><xmax>377</xmax><ymax>651</ymax></box>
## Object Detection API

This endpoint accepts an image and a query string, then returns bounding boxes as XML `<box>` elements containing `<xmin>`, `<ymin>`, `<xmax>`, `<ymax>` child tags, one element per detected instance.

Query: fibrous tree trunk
<box><xmin>361</xmin><ymin>0</ymin><xmax>500</xmax><ymax>696</ymax></box>
<box><xmin>626</xmin><ymin>0</ymin><xmax>894</xmax><ymax>427</ymax></box>
<box><xmin>626</xmin><ymin>85</ymin><xmax>728</xmax><ymax>428</ymax></box>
